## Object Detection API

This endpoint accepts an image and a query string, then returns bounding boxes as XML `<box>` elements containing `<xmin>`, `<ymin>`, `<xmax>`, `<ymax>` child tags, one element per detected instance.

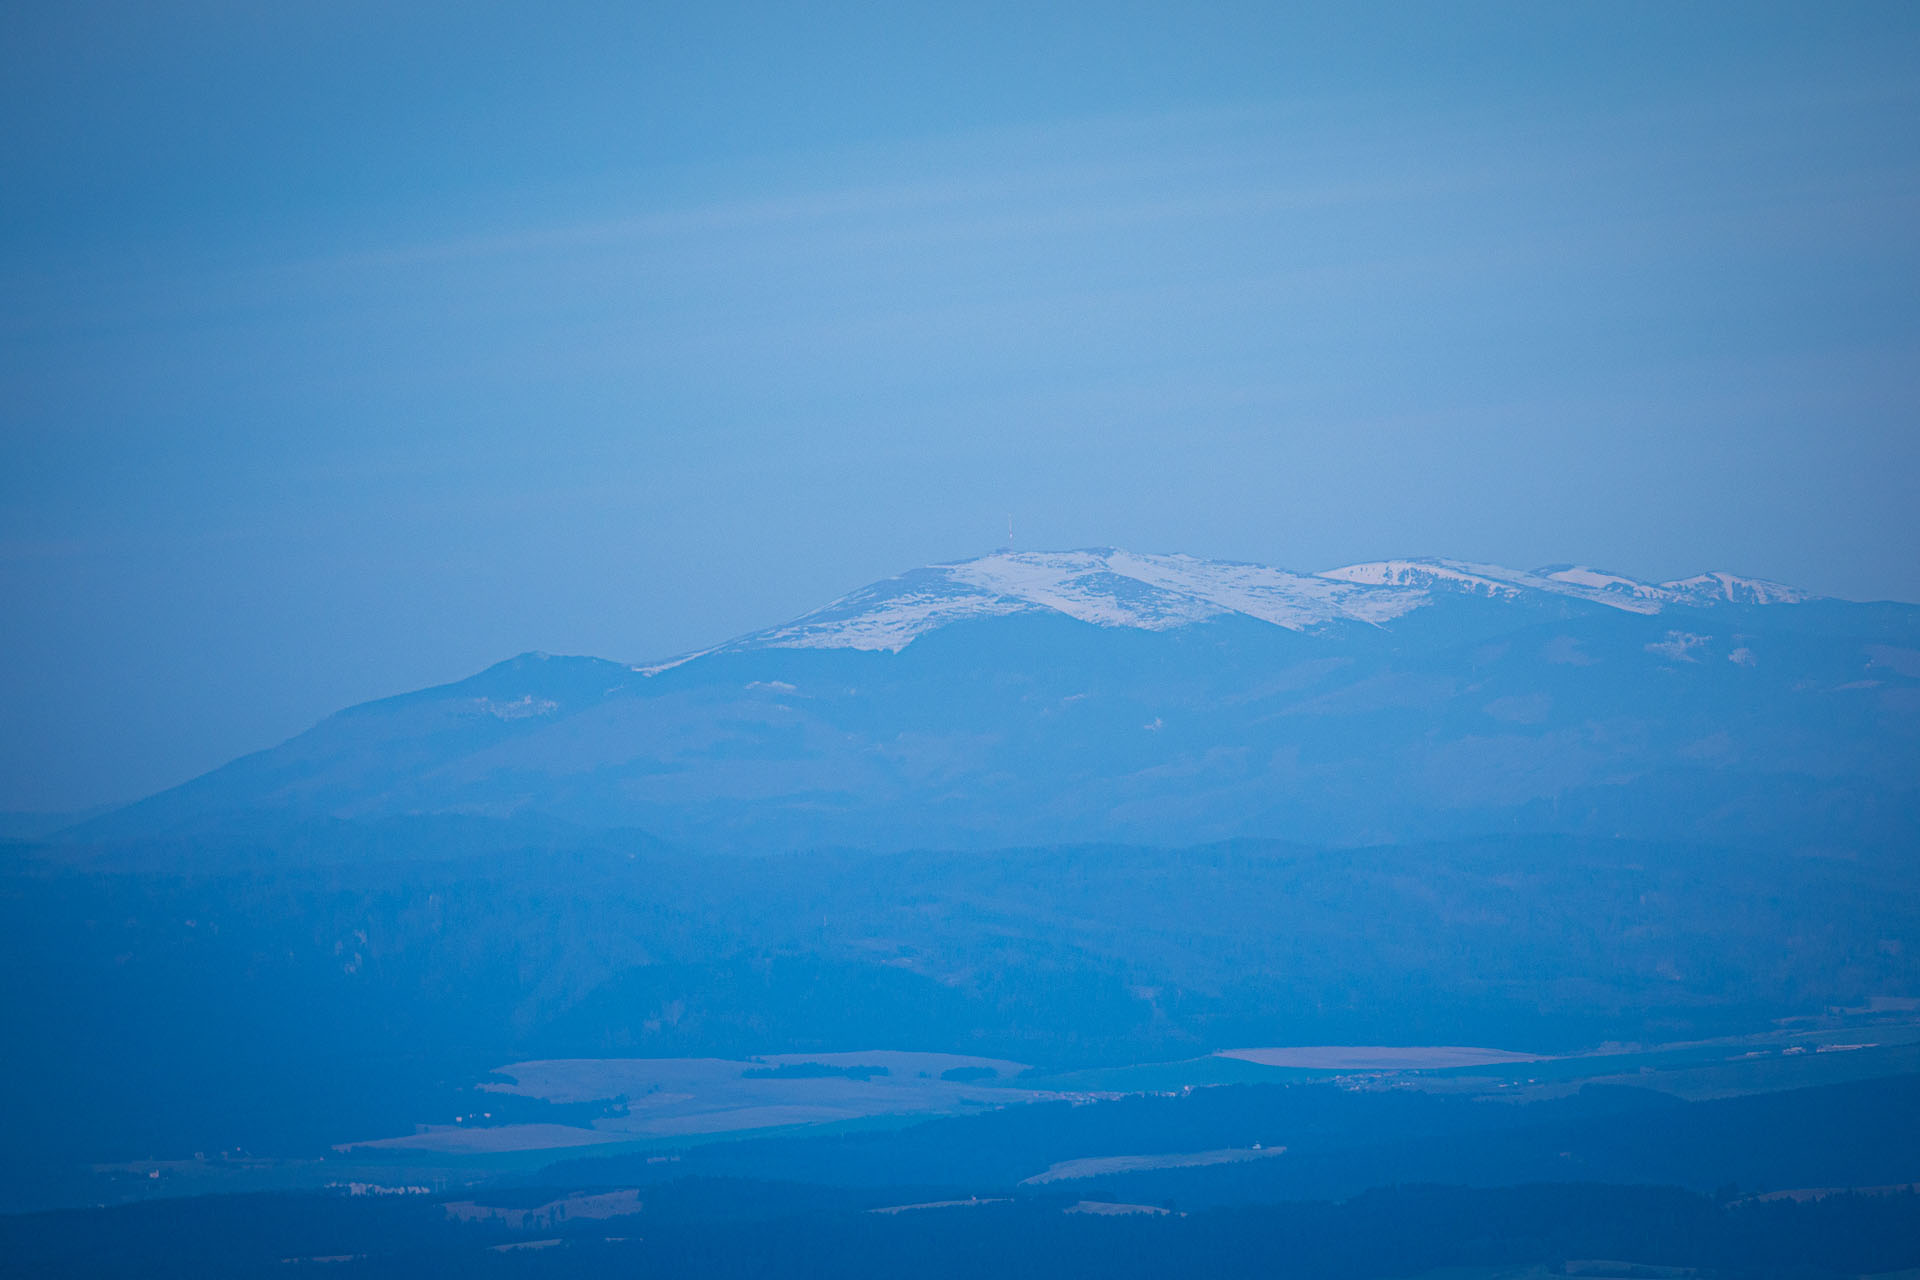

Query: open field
<box><xmin>1022</xmin><ymin>1145</ymin><xmax>1286</xmax><ymax>1184</ymax></box>
<box><xmin>472</xmin><ymin>1051</ymin><xmax>1038</xmax><ymax>1143</ymax></box>
<box><xmin>337</xmin><ymin>1123</ymin><xmax>632</xmax><ymax>1155</ymax></box>
<box><xmin>443</xmin><ymin>1188</ymin><xmax>642</xmax><ymax>1228</ymax></box>
<box><xmin>1217</xmin><ymin>1045</ymin><xmax>1545</xmax><ymax>1070</ymax></box>
<box><xmin>56</xmin><ymin>1015</ymin><xmax>1920</xmax><ymax>1207</ymax></box>
<box><xmin>869</xmin><ymin>1198</ymin><xmax>1009</xmax><ymax>1214</ymax></box>
<box><xmin>1064</xmin><ymin>1200</ymin><xmax>1173</xmax><ymax>1216</ymax></box>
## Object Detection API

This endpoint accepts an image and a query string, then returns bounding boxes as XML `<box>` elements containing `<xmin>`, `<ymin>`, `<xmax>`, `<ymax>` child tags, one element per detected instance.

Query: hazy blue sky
<box><xmin>4</xmin><ymin>1</ymin><xmax>1919</xmax><ymax>811</ymax></box>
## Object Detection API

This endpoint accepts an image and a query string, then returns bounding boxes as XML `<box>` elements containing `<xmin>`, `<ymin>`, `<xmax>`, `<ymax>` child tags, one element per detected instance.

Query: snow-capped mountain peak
<box><xmin>1659</xmin><ymin>571</ymin><xmax>1813</xmax><ymax>606</ymax></box>
<box><xmin>640</xmin><ymin>549</ymin><xmax>1816</xmax><ymax>670</ymax></box>
<box><xmin>727</xmin><ymin>549</ymin><xmax>1427</xmax><ymax>656</ymax></box>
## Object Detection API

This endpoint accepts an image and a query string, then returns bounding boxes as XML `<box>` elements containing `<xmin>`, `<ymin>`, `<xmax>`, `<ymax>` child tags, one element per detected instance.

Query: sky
<box><xmin>3</xmin><ymin>1</ymin><xmax>1919</xmax><ymax>812</ymax></box>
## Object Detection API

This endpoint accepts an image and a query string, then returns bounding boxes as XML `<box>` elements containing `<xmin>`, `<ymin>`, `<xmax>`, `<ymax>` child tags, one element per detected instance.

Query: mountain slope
<box><xmin>79</xmin><ymin>550</ymin><xmax>1920</xmax><ymax>853</ymax></box>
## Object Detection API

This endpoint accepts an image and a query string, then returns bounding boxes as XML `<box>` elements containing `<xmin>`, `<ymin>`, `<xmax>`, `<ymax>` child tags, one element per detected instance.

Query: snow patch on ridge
<box><xmin>752</xmin><ymin>586</ymin><xmax>1034</xmax><ymax>652</ymax></box>
<box><xmin>1101</xmin><ymin>551</ymin><xmax>1422</xmax><ymax>628</ymax></box>
<box><xmin>751</xmin><ymin>549</ymin><xmax>1432</xmax><ymax>653</ymax></box>
<box><xmin>1661</xmin><ymin>572</ymin><xmax>1811</xmax><ymax>605</ymax></box>
<box><xmin>1538</xmin><ymin>565</ymin><xmax>1676</xmax><ymax>605</ymax></box>
<box><xmin>636</xmin><ymin>550</ymin><xmax>1818</xmax><ymax>670</ymax></box>
<box><xmin>946</xmin><ymin>552</ymin><xmax>1216</xmax><ymax>630</ymax></box>
<box><xmin>1319</xmin><ymin>559</ymin><xmax>1669</xmax><ymax>614</ymax></box>
<box><xmin>1319</xmin><ymin>559</ymin><xmax>1528</xmax><ymax>600</ymax></box>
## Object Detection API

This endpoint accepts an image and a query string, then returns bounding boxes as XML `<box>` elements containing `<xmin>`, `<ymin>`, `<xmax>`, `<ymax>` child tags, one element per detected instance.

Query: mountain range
<box><xmin>81</xmin><ymin>549</ymin><xmax>1920</xmax><ymax>853</ymax></box>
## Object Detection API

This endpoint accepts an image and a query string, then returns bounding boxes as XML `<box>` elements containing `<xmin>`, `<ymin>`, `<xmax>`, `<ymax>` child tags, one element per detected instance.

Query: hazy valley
<box><xmin>5</xmin><ymin>550</ymin><xmax>1919</xmax><ymax>1276</ymax></box>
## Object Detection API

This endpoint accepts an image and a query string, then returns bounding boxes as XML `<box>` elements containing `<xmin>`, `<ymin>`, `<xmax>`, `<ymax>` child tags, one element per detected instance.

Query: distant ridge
<box><xmin>644</xmin><ymin>549</ymin><xmax>1815</xmax><ymax>669</ymax></box>
<box><xmin>74</xmin><ymin>546</ymin><xmax>1908</xmax><ymax>855</ymax></box>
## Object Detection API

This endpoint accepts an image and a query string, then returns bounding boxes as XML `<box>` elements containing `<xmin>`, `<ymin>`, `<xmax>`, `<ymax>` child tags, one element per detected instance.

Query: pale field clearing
<box><xmin>1391</xmin><ymin>1267</ymin><xmax>1707</xmax><ymax>1280</ymax></box>
<box><xmin>1022</xmin><ymin>1145</ymin><xmax>1286</xmax><ymax>1184</ymax></box>
<box><xmin>1064</xmin><ymin>1200</ymin><xmax>1172</xmax><ymax>1216</ymax></box>
<box><xmin>335</xmin><ymin>1122</ymin><xmax>630</xmax><ymax>1155</ymax></box>
<box><xmin>1740</xmin><ymin>1183</ymin><xmax>1920</xmax><ymax>1204</ymax></box>
<box><xmin>1391</xmin><ymin>1270</ymin><xmax>1657</xmax><ymax>1280</ymax></box>
<box><xmin>869</xmin><ymin>1197</ymin><xmax>1010</xmax><ymax>1214</ymax></box>
<box><xmin>1216</xmin><ymin>1045</ymin><xmax>1545</xmax><ymax>1070</ymax></box>
<box><xmin>487</xmin><ymin>1050</ymin><xmax>1027</xmax><ymax>1103</ymax></box>
<box><xmin>444</xmin><ymin>1189</ymin><xmax>642</xmax><ymax>1228</ymax></box>
<box><xmin>479</xmin><ymin>1050</ymin><xmax>1038</xmax><ymax>1141</ymax></box>
<box><xmin>338</xmin><ymin>1051</ymin><xmax>1041</xmax><ymax>1153</ymax></box>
